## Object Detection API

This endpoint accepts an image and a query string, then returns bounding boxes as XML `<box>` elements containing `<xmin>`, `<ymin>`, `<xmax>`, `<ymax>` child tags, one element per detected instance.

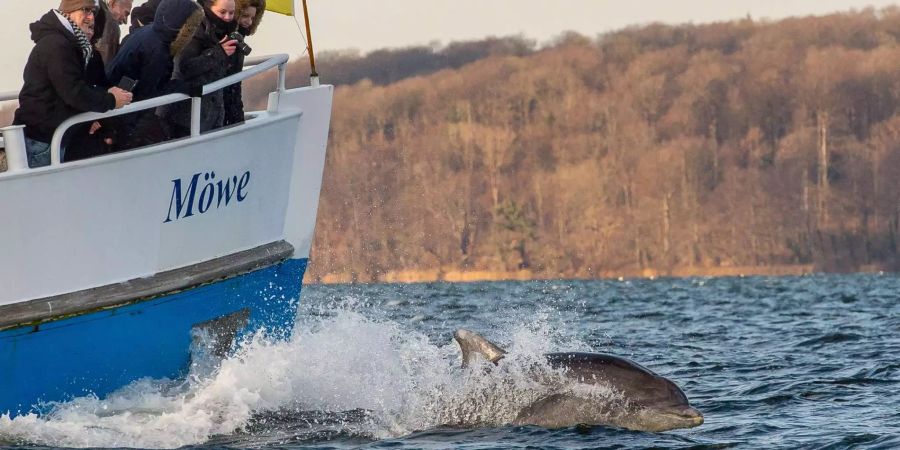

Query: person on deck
<box><xmin>13</xmin><ymin>0</ymin><xmax>132</xmax><ymax>168</ymax></box>
<box><xmin>129</xmin><ymin>0</ymin><xmax>163</xmax><ymax>32</ymax></box>
<box><xmin>105</xmin><ymin>0</ymin><xmax>203</xmax><ymax>149</ymax></box>
<box><xmin>66</xmin><ymin>8</ymin><xmax>120</xmax><ymax>161</ymax></box>
<box><xmin>96</xmin><ymin>0</ymin><xmax>134</xmax><ymax>65</ymax></box>
<box><xmin>160</xmin><ymin>0</ymin><xmax>239</xmax><ymax>138</ymax></box>
<box><xmin>223</xmin><ymin>0</ymin><xmax>265</xmax><ymax>127</ymax></box>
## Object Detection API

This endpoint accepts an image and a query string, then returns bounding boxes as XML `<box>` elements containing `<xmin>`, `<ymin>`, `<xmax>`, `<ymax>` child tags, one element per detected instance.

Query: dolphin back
<box><xmin>545</xmin><ymin>352</ymin><xmax>690</xmax><ymax>407</ymax></box>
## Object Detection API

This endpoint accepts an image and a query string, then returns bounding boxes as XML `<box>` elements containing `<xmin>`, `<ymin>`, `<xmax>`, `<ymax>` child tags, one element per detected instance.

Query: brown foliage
<box><xmin>10</xmin><ymin>12</ymin><xmax>898</xmax><ymax>277</ymax></box>
<box><xmin>282</xmin><ymin>8</ymin><xmax>900</xmax><ymax>280</ymax></box>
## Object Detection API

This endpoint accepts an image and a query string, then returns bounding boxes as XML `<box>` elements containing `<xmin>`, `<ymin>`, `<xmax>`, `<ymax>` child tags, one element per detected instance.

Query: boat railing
<box><xmin>1</xmin><ymin>53</ymin><xmax>290</xmax><ymax>171</ymax></box>
<box><xmin>0</xmin><ymin>91</ymin><xmax>17</xmax><ymax>103</ymax></box>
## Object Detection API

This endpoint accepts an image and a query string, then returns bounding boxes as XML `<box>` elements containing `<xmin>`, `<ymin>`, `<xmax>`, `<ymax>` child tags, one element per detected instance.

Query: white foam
<box><xmin>0</xmin><ymin>302</ymin><xmax>590</xmax><ymax>448</ymax></box>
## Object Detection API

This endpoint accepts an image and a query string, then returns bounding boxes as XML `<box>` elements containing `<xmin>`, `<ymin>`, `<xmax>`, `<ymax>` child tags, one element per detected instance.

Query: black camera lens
<box><xmin>228</xmin><ymin>32</ymin><xmax>252</xmax><ymax>56</ymax></box>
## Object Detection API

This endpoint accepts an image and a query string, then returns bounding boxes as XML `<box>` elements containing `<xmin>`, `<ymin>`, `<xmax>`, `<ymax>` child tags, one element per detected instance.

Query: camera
<box><xmin>227</xmin><ymin>32</ymin><xmax>252</xmax><ymax>56</ymax></box>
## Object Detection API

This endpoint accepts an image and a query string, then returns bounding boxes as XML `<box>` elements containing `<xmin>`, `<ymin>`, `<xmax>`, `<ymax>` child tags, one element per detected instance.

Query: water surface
<box><xmin>2</xmin><ymin>275</ymin><xmax>898</xmax><ymax>449</ymax></box>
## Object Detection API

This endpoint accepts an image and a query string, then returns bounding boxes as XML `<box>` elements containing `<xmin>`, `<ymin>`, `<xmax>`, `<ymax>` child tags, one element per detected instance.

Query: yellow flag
<box><xmin>266</xmin><ymin>0</ymin><xmax>294</xmax><ymax>15</ymax></box>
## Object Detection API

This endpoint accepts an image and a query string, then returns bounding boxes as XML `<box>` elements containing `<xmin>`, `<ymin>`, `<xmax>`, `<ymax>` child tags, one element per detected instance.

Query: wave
<box><xmin>0</xmin><ymin>305</ymin><xmax>588</xmax><ymax>448</ymax></box>
<box><xmin>794</xmin><ymin>332</ymin><xmax>864</xmax><ymax>348</ymax></box>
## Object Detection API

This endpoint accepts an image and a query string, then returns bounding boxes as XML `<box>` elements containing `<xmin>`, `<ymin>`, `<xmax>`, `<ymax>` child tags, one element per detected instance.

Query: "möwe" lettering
<box><xmin>164</xmin><ymin>171</ymin><xmax>250</xmax><ymax>223</ymax></box>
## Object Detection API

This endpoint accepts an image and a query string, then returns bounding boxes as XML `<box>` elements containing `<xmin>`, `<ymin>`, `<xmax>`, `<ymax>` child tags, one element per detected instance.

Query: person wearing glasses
<box><xmin>96</xmin><ymin>0</ymin><xmax>134</xmax><ymax>65</ymax></box>
<box><xmin>13</xmin><ymin>0</ymin><xmax>132</xmax><ymax>167</ymax></box>
<box><xmin>65</xmin><ymin>5</ymin><xmax>121</xmax><ymax>161</ymax></box>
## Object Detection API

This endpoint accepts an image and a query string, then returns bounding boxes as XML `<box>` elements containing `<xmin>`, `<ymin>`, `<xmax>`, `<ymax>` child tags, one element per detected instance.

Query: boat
<box><xmin>0</xmin><ymin>5</ymin><xmax>332</xmax><ymax>417</ymax></box>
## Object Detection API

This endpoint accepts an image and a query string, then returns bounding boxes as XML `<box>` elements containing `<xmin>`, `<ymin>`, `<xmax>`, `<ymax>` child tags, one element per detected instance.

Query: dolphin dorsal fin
<box><xmin>454</xmin><ymin>329</ymin><xmax>507</xmax><ymax>368</ymax></box>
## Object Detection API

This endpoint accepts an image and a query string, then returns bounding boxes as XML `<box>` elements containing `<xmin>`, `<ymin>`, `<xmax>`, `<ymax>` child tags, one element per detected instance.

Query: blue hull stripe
<box><xmin>0</xmin><ymin>258</ymin><xmax>307</xmax><ymax>416</ymax></box>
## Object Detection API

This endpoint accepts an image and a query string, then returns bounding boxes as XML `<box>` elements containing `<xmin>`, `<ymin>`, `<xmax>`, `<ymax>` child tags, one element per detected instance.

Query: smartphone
<box><xmin>117</xmin><ymin>76</ymin><xmax>138</xmax><ymax>92</ymax></box>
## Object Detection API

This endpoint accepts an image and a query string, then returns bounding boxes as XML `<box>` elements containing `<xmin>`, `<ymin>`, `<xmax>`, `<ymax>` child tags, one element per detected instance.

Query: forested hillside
<box><xmin>4</xmin><ymin>8</ymin><xmax>900</xmax><ymax>282</ymax></box>
<box><xmin>297</xmin><ymin>8</ymin><xmax>900</xmax><ymax>281</ymax></box>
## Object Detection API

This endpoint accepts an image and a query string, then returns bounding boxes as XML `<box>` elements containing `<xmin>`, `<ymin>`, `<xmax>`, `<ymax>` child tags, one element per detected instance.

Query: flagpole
<box><xmin>300</xmin><ymin>0</ymin><xmax>319</xmax><ymax>86</ymax></box>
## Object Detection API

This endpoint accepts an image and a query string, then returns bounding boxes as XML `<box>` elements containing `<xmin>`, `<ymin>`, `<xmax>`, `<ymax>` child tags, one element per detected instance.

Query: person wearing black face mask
<box><xmin>159</xmin><ymin>0</ymin><xmax>238</xmax><ymax>138</ymax></box>
<box><xmin>222</xmin><ymin>0</ymin><xmax>264</xmax><ymax>127</ymax></box>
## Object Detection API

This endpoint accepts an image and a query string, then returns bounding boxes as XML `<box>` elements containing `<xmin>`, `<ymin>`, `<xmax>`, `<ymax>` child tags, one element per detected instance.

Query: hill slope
<box><xmin>302</xmin><ymin>8</ymin><xmax>900</xmax><ymax>281</ymax></box>
<box><xmin>4</xmin><ymin>9</ymin><xmax>900</xmax><ymax>281</ymax></box>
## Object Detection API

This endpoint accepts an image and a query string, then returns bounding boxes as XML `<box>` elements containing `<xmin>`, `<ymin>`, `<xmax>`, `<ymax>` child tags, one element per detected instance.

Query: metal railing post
<box><xmin>190</xmin><ymin>97</ymin><xmax>202</xmax><ymax>137</ymax></box>
<box><xmin>278</xmin><ymin>64</ymin><xmax>286</xmax><ymax>93</ymax></box>
<box><xmin>1</xmin><ymin>125</ymin><xmax>29</xmax><ymax>172</ymax></box>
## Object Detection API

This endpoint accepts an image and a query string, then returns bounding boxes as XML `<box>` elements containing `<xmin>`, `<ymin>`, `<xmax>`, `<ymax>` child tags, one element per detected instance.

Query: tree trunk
<box><xmin>709</xmin><ymin>120</ymin><xmax>719</xmax><ymax>187</ymax></box>
<box><xmin>662</xmin><ymin>193</ymin><xmax>671</xmax><ymax>256</ymax></box>
<box><xmin>817</xmin><ymin>110</ymin><xmax>830</xmax><ymax>226</ymax></box>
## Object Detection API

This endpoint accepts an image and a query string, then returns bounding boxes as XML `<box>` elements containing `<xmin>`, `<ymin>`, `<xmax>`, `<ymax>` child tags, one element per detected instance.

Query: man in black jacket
<box><xmin>106</xmin><ymin>0</ymin><xmax>203</xmax><ymax>149</ymax></box>
<box><xmin>13</xmin><ymin>0</ymin><xmax>132</xmax><ymax>168</ymax></box>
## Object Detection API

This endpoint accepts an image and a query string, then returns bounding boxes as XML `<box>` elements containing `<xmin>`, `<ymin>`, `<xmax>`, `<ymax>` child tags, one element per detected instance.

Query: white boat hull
<box><xmin>0</xmin><ymin>81</ymin><xmax>334</xmax><ymax>415</ymax></box>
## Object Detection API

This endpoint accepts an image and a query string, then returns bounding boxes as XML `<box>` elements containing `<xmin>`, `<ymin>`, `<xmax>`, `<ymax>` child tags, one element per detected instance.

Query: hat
<box><xmin>58</xmin><ymin>0</ymin><xmax>97</xmax><ymax>14</ymax></box>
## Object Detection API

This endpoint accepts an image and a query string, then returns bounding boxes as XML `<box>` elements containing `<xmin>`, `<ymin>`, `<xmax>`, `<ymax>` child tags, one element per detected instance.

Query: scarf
<box><xmin>59</xmin><ymin>10</ymin><xmax>93</xmax><ymax>68</ymax></box>
<box><xmin>203</xmin><ymin>7</ymin><xmax>235</xmax><ymax>41</ymax></box>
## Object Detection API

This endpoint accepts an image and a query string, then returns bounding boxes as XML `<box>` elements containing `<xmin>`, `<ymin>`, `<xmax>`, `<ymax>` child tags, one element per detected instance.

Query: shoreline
<box><xmin>311</xmin><ymin>263</ymin><xmax>891</xmax><ymax>285</ymax></box>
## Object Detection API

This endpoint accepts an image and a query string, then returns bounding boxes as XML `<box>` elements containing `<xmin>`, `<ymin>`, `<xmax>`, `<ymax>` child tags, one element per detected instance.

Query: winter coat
<box><xmin>86</xmin><ymin>5</ymin><xmax>112</xmax><ymax>89</ymax></box>
<box><xmin>162</xmin><ymin>8</ymin><xmax>237</xmax><ymax>135</ymax></box>
<box><xmin>224</xmin><ymin>0</ymin><xmax>268</xmax><ymax>126</ymax></box>
<box><xmin>66</xmin><ymin>5</ymin><xmax>120</xmax><ymax>161</ymax></box>
<box><xmin>106</xmin><ymin>0</ymin><xmax>202</xmax><ymax>103</ymax></box>
<box><xmin>105</xmin><ymin>0</ymin><xmax>202</xmax><ymax>148</ymax></box>
<box><xmin>66</xmin><ymin>49</ymin><xmax>118</xmax><ymax>162</ymax></box>
<box><xmin>96</xmin><ymin>0</ymin><xmax>122</xmax><ymax>66</ymax></box>
<box><xmin>222</xmin><ymin>49</ymin><xmax>245</xmax><ymax>127</ymax></box>
<box><xmin>13</xmin><ymin>10</ymin><xmax>116</xmax><ymax>144</ymax></box>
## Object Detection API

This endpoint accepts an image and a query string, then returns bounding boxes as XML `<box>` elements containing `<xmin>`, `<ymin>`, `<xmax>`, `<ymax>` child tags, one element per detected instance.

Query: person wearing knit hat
<box><xmin>59</xmin><ymin>0</ymin><xmax>98</xmax><ymax>14</ymax></box>
<box><xmin>13</xmin><ymin>3</ymin><xmax>131</xmax><ymax>167</ymax></box>
<box><xmin>65</xmin><ymin>5</ymin><xmax>125</xmax><ymax>162</ymax></box>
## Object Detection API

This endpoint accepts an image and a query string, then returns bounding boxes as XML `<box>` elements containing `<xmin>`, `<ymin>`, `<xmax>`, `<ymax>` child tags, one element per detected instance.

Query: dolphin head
<box><xmin>628</xmin><ymin>404</ymin><xmax>704</xmax><ymax>432</ymax></box>
<box><xmin>547</xmin><ymin>352</ymin><xmax>704</xmax><ymax>432</ymax></box>
<box><xmin>611</xmin><ymin>366</ymin><xmax>704</xmax><ymax>431</ymax></box>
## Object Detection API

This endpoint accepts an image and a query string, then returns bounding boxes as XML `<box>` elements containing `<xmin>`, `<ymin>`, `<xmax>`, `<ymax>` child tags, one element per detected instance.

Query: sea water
<box><xmin>1</xmin><ymin>275</ymin><xmax>898</xmax><ymax>449</ymax></box>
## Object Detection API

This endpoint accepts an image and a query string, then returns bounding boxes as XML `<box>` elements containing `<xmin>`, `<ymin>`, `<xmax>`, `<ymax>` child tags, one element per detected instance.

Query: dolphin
<box><xmin>453</xmin><ymin>329</ymin><xmax>704</xmax><ymax>432</ymax></box>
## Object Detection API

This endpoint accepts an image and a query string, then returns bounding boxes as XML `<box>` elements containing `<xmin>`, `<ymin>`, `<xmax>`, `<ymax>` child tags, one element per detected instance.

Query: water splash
<box><xmin>0</xmin><ymin>301</ymin><xmax>587</xmax><ymax>448</ymax></box>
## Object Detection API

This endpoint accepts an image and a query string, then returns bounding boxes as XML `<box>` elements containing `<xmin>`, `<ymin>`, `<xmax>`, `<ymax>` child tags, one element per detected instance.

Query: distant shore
<box><xmin>311</xmin><ymin>264</ymin><xmax>892</xmax><ymax>284</ymax></box>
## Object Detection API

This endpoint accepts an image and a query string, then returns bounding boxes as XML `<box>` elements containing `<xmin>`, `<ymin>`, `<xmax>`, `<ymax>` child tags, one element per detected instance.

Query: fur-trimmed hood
<box><xmin>151</xmin><ymin>0</ymin><xmax>203</xmax><ymax>55</ymax></box>
<box><xmin>169</xmin><ymin>7</ymin><xmax>204</xmax><ymax>56</ymax></box>
<box><xmin>235</xmin><ymin>0</ymin><xmax>265</xmax><ymax>35</ymax></box>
